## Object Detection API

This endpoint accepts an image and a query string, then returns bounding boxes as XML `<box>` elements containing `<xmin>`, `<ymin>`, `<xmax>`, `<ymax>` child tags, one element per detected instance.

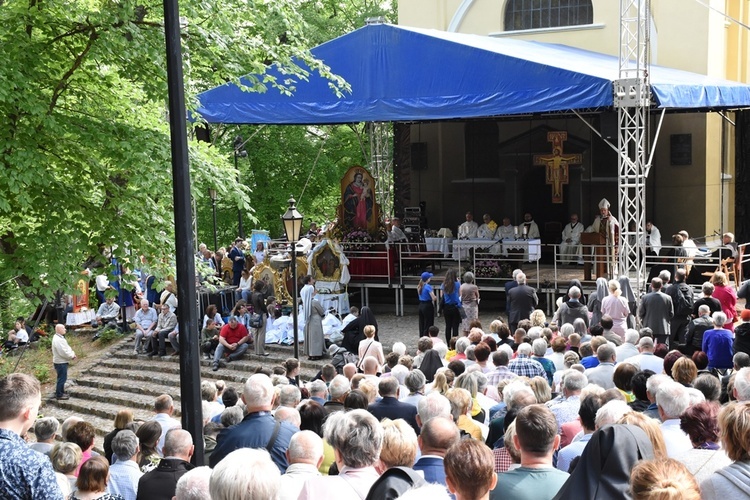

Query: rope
<box><xmin>297</xmin><ymin>132</ymin><xmax>330</xmax><ymax>204</ymax></box>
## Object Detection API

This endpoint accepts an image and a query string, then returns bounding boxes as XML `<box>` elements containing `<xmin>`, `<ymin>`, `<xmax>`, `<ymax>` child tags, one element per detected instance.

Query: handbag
<box><xmin>458</xmin><ymin>306</ymin><xmax>467</xmax><ymax>320</ymax></box>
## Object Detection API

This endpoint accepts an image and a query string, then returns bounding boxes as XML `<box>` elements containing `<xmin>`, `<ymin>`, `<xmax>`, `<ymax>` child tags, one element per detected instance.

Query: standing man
<box><xmin>588</xmin><ymin>198</ymin><xmax>619</xmax><ymax>278</ymax></box>
<box><xmin>665</xmin><ymin>269</ymin><xmax>694</xmax><ymax>345</ymax></box>
<box><xmin>300</xmin><ymin>274</ymin><xmax>315</xmax><ymax>342</ymax></box>
<box><xmin>560</xmin><ymin>213</ymin><xmax>584</xmax><ymax>265</ymax></box>
<box><xmin>644</xmin><ymin>220</ymin><xmax>662</xmax><ymax>257</ymax></box>
<box><xmin>457</xmin><ymin>212</ymin><xmax>478</xmax><ymax>239</ymax></box>
<box><xmin>229</xmin><ymin>238</ymin><xmax>246</xmax><ymax>287</ymax></box>
<box><xmin>638</xmin><ymin>277</ymin><xmax>674</xmax><ymax>346</ymax></box>
<box><xmin>507</xmin><ymin>272</ymin><xmax>538</xmax><ymax>332</ymax></box>
<box><xmin>52</xmin><ymin>324</ymin><xmax>76</xmax><ymax>401</ymax></box>
<box><xmin>0</xmin><ymin>374</ymin><xmax>63</xmax><ymax>499</ymax></box>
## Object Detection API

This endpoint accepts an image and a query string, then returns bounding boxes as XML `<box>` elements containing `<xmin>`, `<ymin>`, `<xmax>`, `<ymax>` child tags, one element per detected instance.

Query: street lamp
<box><xmin>209</xmin><ymin>188</ymin><xmax>218</xmax><ymax>252</ymax></box>
<box><xmin>233</xmin><ymin>135</ymin><xmax>248</xmax><ymax>239</ymax></box>
<box><xmin>281</xmin><ymin>197</ymin><xmax>304</xmax><ymax>373</ymax></box>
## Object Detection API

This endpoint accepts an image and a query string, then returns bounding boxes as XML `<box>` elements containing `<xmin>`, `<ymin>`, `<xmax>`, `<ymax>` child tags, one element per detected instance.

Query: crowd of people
<box><xmin>5</xmin><ymin>258</ymin><xmax>750</xmax><ymax>499</ymax></box>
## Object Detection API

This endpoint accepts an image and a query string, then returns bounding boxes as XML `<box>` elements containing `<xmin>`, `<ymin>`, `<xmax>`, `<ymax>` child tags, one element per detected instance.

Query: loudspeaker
<box><xmin>599</xmin><ymin>112</ymin><xmax>618</xmax><ymax>141</ymax></box>
<box><xmin>411</xmin><ymin>142</ymin><xmax>428</xmax><ymax>170</ymax></box>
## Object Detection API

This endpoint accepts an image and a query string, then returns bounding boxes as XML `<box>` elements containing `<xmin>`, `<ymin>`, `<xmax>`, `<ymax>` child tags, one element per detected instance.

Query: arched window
<box><xmin>505</xmin><ymin>0</ymin><xmax>593</xmax><ymax>31</ymax></box>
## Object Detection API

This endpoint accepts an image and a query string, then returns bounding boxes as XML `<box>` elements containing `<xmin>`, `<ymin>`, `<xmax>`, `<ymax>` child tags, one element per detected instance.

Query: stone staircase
<box><xmin>41</xmin><ymin>337</ymin><xmax>326</xmax><ymax>451</ymax></box>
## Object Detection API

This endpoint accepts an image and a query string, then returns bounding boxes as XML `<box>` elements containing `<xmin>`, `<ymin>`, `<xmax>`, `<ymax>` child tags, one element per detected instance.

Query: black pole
<box><xmin>163</xmin><ymin>0</ymin><xmax>203</xmax><ymax>464</ymax></box>
<box><xmin>119</xmin><ymin>262</ymin><xmax>128</xmax><ymax>334</ymax></box>
<box><xmin>291</xmin><ymin>247</ymin><xmax>299</xmax><ymax>384</ymax></box>
<box><xmin>211</xmin><ymin>198</ymin><xmax>218</xmax><ymax>252</ymax></box>
<box><xmin>234</xmin><ymin>152</ymin><xmax>244</xmax><ymax>239</ymax></box>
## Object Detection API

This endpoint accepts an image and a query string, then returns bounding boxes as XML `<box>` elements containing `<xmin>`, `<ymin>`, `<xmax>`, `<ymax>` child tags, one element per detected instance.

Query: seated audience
<box><xmin>554</xmin><ymin>424</ymin><xmax>655</xmax><ymax>499</ymax></box>
<box><xmin>700</xmin><ymin>402</ymin><xmax>750</xmax><ymax>499</ymax></box>
<box><xmin>446</xmin><ymin>439</ymin><xmax>497</xmax><ymax>500</ymax></box>
<box><xmin>298</xmin><ymin>410</ymin><xmax>383</xmax><ymax>500</ymax></box>
<box><xmin>72</xmin><ymin>455</ymin><xmax>117</xmax><ymax>500</ymax></box>
<box><xmin>490</xmin><ymin>405</ymin><xmax>568</xmax><ymax>500</ymax></box>
<box><xmin>630</xmin><ymin>458</ymin><xmax>701</xmax><ymax>500</ymax></box>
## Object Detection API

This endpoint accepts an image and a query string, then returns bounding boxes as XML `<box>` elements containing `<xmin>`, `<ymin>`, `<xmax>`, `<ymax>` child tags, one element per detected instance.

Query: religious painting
<box><xmin>72</xmin><ymin>278</ymin><xmax>90</xmax><ymax>312</ymax></box>
<box><xmin>252</xmin><ymin>261</ymin><xmax>288</xmax><ymax>303</ymax></box>
<box><xmin>533</xmin><ymin>131</ymin><xmax>582</xmax><ymax>204</ymax></box>
<box><xmin>340</xmin><ymin>166</ymin><xmax>379</xmax><ymax>233</ymax></box>
<box><xmin>309</xmin><ymin>240</ymin><xmax>344</xmax><ymax>283</ymax></box>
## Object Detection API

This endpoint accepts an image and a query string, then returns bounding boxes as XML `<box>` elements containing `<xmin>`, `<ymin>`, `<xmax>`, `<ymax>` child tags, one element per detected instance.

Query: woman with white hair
<box><xmin>460</xmin><ymin>271</ymin><xmax>480</xmax><ymax>335</ymax></box>
<box><xmin>298</xmin><ymin>410</ymin><xmax>383</xmax><ymax>500</ymax></box>
<box><xmin>601</xmin><ymin>279</ymin><xmax>630</xmax><ymax>338</ymax></box>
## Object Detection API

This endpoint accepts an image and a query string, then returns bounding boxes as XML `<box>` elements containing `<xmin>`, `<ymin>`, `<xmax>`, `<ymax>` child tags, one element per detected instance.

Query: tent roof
<box><xmin>196</xmin><ymin>23</ymin><xmax>750</xmax><ymax>125</ymax></box>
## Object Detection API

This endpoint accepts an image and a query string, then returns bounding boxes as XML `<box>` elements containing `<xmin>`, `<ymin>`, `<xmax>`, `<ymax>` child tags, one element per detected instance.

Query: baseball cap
<box><xmin>421</xmin><ymin>272</ymin><xmax>433</xmax><ymax>281</ymax></box>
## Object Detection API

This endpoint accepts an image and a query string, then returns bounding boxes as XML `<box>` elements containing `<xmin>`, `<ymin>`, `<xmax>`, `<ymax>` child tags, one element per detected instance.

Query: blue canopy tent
<box><xmin>195</xmin><ymin>23</ymin><xmax>750</xmax><ymax>125</ymax></box>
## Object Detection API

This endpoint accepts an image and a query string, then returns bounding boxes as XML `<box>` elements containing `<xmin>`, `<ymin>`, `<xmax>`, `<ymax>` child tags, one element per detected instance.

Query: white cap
<box><xmin>598</xmin><ymin>198</ymin><xmax>610</xmax><ymax>209</ymax></box>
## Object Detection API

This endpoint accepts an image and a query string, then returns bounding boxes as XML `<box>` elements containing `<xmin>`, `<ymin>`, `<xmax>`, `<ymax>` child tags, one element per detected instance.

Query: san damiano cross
<box><xmin>533</xmin><ymin>131</ymin><xmax>582</xmax><ymax>204</ymax></box>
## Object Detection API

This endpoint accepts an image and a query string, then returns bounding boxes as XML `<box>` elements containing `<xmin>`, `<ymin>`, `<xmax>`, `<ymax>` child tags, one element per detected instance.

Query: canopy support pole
<box><xmin>368</xmin><ymin>122</ymin><xmax>394</xmax><ymax>219</ymax></box>
<box><xmin>616</xmin><ymin>0</ymin><xmax>651</xmax><ymax>295</ymax></box>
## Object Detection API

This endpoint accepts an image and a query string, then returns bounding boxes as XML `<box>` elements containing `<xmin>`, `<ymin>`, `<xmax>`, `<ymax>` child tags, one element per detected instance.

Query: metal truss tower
<box><xmin>616</xmin><ymin>0</ymin><xmax>651</xmax><ymax>292</ymax></box>
<box><xmin>368</xmin><ymin>122</ymin><xmax>395</xmax><ymax>218</ymax></box>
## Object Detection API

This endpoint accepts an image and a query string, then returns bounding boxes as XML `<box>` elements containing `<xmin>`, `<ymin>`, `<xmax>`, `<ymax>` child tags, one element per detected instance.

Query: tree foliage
<box><xmin>0</xmin><ymin>0</ymin><xmax>369</xmax><ymax>301</ymax></box>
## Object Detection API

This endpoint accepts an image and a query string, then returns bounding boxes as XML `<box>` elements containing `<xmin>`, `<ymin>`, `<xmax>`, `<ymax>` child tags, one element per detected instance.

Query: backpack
<box><xmin>672</xmin><ymin>283</ymin><xmax>694</xmax><ymax>317</ymax></box>
<box><xmin>248</xmin><ymin>313</ymin><xmax>264</xmax><ymax>329</ymax></box>
<box><xmin>331</xmin><ymin>347</ymin><xmax>358</xmax><ymax>374</ymax></box>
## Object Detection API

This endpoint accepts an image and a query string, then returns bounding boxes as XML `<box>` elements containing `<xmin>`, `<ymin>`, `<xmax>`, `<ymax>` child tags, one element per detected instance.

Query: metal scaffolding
<box><xmin>368</xmin><ymin>122</ymin><xmax>395</xmax><ymax>218</ymax></box>
<box><xmin>616</xmin><ymin>0</ymin><xmax>651</xmax><ymax>292</ymax></box>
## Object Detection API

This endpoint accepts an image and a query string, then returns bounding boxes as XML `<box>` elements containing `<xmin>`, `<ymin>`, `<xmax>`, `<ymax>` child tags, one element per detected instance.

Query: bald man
<box><xmin>52</xmin><ymin>324</ymin><xmax>76</xmax><ymax>400</ymax></box>
<box><xmin>279</xmin><ymin>431</ymin><xmax>324</xmax><ymax>500</ymax></box>
<box><xmin>413</xmin><ymin>416</ymin><xmax>460</xmax><ymax>487</ymax></box>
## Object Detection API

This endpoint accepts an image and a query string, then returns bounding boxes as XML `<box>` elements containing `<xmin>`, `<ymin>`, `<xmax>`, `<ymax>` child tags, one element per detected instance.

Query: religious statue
<box><xmin>533</xmin><ymin>131</ymin><xmax>582</xmax><ymax>204</ymax></box>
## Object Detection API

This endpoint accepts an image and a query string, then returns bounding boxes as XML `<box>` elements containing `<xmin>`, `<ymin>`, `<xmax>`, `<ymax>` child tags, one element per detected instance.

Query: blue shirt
<box><xmin>0</xmin><ymin>428</ymin><xmax>63</xmax><ymax>500</ymax></box>
<box><xmin>418</xmin><ymin>283</ymin><xmax>434</xmax><ymax>302</ymax></box>
<box><xmin>107</xmin><ymin>459</ymin><xmax>143</xmax><ymax>500</ymax></box>
<box><xmin>442</xmin><ymin>280</ymin><xmax>461</xmax><ymax>306</ymax></box>
<box><xmin>210</xmin><ymin>411</ymin><xmax>298</xmax><ymax>472</ymax></box>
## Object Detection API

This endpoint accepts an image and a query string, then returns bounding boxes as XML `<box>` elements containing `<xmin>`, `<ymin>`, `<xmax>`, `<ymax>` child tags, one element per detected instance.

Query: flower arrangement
<box><xmin>474</xmin><ymin>260</ymin><xmax>502</xmax><ymax>278</ymax></box>
<box><xmin>342</xmin><ymin>230</ymin><xmax>374</xmax><ymax>251</ymax></box>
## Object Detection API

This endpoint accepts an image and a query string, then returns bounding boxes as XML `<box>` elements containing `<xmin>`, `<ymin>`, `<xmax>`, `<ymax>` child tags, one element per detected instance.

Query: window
<box><xmin>504</xmin><ymin>0</ymin><xmax>593</xmax><ymax>31</ymax></box>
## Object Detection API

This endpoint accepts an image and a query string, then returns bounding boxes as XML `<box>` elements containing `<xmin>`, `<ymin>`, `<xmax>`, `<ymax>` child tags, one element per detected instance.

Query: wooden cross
<box><xmin>533</xmin><ymin>131</ymin><xmax>582</xmax><ymax>204</ymax></box>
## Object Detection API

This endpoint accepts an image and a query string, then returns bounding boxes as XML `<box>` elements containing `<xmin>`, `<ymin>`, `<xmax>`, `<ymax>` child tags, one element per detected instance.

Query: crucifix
<box><xmin>533</xmin><ymin>131</ymin><xmax>582</xmax><ymax>204</ymax></box>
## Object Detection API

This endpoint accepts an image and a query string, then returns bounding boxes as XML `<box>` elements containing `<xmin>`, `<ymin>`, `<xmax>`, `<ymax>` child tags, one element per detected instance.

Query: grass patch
<box><xmin>0</xmin><ymin>328</ymin><xmax>108</xmax><ymax>380</ymax></box>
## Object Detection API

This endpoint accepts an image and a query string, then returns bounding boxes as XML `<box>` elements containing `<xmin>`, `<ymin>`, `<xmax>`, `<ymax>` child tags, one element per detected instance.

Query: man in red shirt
<box><xmin>212</xmin><ymin>316</ymin><xmax>250</xmax><ymax>371</ymax></box>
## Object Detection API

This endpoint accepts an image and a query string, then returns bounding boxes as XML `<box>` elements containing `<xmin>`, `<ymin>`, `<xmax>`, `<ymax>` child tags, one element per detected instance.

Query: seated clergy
<box><xmin>560</xmin><ymin>213</ymin><xmax>584</xmax><ymax>265</ymax></box>
<box><xmin>477</xmin><ymin>214</ymin><xmax>500</xmax><ymax>240</ymax></box>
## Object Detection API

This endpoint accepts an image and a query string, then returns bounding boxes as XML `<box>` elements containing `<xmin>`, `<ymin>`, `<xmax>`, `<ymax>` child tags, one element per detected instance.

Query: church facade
<box><xmin>394</xmin><ymin>0</ymin><xmax>750</xmax><ymax>245</ymax></box>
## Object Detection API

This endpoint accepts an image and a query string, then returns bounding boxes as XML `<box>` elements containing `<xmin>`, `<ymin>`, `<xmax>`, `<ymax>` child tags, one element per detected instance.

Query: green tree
<box><xmin>0</xmin><ymin>0</ymin><xmax>347</xmax><ymax>307</ymax></box>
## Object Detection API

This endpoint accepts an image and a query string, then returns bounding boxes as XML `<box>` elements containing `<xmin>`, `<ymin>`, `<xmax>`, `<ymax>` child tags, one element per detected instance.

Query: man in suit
<box><xmin>136</xmin><ymin>429</ymin><xmax>194</xmax><ymax>500</ymax></box>
<box><xmin>507</xmin><ymin>272</ymin><xmax>538</xmax><ymax>331</ymax></box>
<box><xmin>583</xmin><ymin>344</ymin><xmax>617</xmax><ymax>390</ymax></box>
<box><xmin>413</xmin><ymin>416</ymin><xmax>460</xmax><ymax>488</ymax></box>
<box><xmin>638</xmin><ymin>277</ymin><xmax>674</xmax><ymax>346</ymax></box>
<box><xmin>367</xmin><ymin>377</ymin><xmax>419</xmax><ymax>435</ymax></box>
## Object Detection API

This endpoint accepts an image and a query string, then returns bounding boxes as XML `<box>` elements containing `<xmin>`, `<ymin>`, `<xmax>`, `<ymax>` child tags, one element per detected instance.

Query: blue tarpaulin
<box><xmin>195</xmin><ymin>24</ymin><xmax>750</xmax><ymax>125</ymax></box>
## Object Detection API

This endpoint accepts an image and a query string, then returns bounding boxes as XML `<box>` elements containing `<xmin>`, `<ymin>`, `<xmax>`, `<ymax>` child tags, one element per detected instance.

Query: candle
<box><xmin>523</xmin><ymin>226</ymin><xmax>528</xmax><ymax>236</ymax></box>
<box><xmin>514</xmin><ymin>226</ymin><xmax>518</xmax><ymax>235</ymax></box>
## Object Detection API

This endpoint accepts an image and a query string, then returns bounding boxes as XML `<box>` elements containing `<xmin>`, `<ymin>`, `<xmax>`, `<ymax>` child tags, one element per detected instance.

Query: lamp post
<box><xmin>281</xmin><ymin>197</ymin><xmax>304</xmax><ymax>371</ymax></box>
<box><xmin>209</xmin><ymin>188</ymin><xmax>218</xmax><ymax>252</ymax></box>
<box><xmin>233</xmin><ymin>135</ymin><xmax>248</xmax><ymax>239</ymax></box>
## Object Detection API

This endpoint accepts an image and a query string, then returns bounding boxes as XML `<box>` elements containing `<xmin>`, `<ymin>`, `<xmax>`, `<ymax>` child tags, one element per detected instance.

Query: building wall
<box><xmin>398</xmin><ymin>0</ymin><xmax>745</xmax><ymax>238</ymax></box>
